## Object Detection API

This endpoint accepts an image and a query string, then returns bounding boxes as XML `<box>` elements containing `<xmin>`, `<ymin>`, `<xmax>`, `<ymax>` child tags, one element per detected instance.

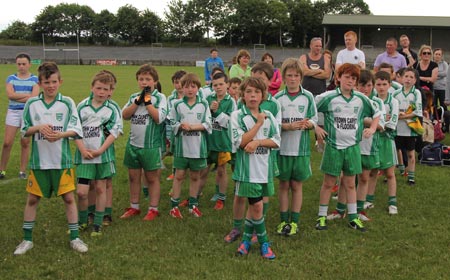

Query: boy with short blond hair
<box><xmin>274</xmin><ymin>58</ymin><xmax>318</xmax><ymax>236</ymax></box>
<box><xmin>121</xmin><ymin>64</ymin><xmax>167</xmax><ymax>221</ymax></box>
<box><xmin>75</xmin><ymin>71</ymin><xmax>122</xmax><ymax>236</ymax></box>
<box><xmin>14</xmin><ymin>62</ymin><xmax>87</xmax><ymax>255</ymax></box>
<box><xmin>168</xmin><ymin>73</ymin><xmax>212</xmax><ymax>218</ymax></box>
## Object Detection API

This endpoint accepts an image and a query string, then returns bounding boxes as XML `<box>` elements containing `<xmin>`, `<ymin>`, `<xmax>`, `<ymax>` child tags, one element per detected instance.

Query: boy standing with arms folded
<box><xmin>168</xmin><ymin>73</ymin><xmax>212</xmax><ymax>218</ymax></box>
<box><xmin>121</xmin><ymin>64</ymin><xmax>167</xmax><ymax>220</ymax></box>
<box><xmin>232</xmin><ymin>77</ymin><xmax>280</xmax><ymax>259</ymax></box>
<box><xmin>365</xmin><ymin>71</ymin><xmax>399</xmax><ymax>214</ymax></box>
<box><xmin>14</xmin><ymin>62</ymin><xmax>87</xmax><ymax>255</ymax></box>
<box><xmin>75</xmin><ymin>71</ymin><xmax>122</xmax><ymax>236</ymax></box>
<box><xmin>274</xmin><ymin>58</ymin><xmax>318</xmax><ymax>236</ymax></box>
<box><xmin>314</xmin><ymin>63</ymin><xmax>380</xmax><ymax>232</ymax></box>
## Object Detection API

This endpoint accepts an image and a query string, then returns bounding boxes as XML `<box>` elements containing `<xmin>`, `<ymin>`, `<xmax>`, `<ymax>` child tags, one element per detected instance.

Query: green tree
<box><xmin>31</xmin><ymin>5</ymin><xmax>59</xmax><ymax>40</ymax></box>
<box><xmin>0</xmin><ymin>21</ymin><xmax>32</xmax><ymax>41</ymax></box>
<box><xmin>320</xmin><ymin>0</ymin><xmax>370</xmax><ymax>14</ymax></box>
<box><xmin>113</xmin><ymin>4</ymin><xmax>141</xmax><ymax>44</ymax></box>
<box><xmin>163</xmin><ymin>0</ymin><xmax>189</xmax><ymax>45</ymax></box>
<box><xmin>139</xmin><ymin>10</ymin><xmax>163</xmax><ymax>44</ymax></box>
<box><xmin>92</xmin><ymin>10</ymin><xmax>116</xmax><ymax>45</ymax></box>
<box><xmin>267</xmin><ymin>0</ymin><xmax>290</xmax><ymax>47</ymax></box>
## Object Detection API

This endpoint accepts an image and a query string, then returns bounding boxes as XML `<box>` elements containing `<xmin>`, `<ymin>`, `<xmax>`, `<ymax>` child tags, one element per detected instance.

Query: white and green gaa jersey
<box><xmin>206</xmin><ymin>93</ymin><xmax>237</xmax><ymax>152</ymax></box>
<box><xmin>21</xmin><ymin>92</ymin><xmax>82</xmax><ymax>170</ymax></box>
<box><xmin>237</xmin><ymin>94</ymin><xmax>282</xmax><ymax>127</ymax></box>
<box><xmin>123</xmin><ymin>89</ymin><xmax>167</xmax><ymax>148</ymax></box>
<box><xmin>315</xmin><ymin>87</ymin><xmax>380</xmax><ymax>150</ymax></box>
<box><xmin>380</xmin><ymin>93</ymin><xmax>399</xmax><ymax>139</ymax></box>
<box><xmin>166</xmin><ymin>90</ymin><xmax>183</xmax><ymax>141</ymax></box>
<box><xmin>392</xmin><ymin>86</ymin><xmax>422</xmax><ymax>136</ymax></box>
<box><xmin>169</xmin><ymin>96</ymin><xmax>212</xmax><ymax>158</ymax></box>
<box><xmin>360</xmin><ymin>95</ymin><xmax>385</xmax><ymax>155</ymax></box>
<box><xmin>231</xmin><ymin>106</ymin><xmax>281</xmax><ymax>183</ymax></box>
<box><xmin>389</xmin><ymin>80</ymin><xmax>402</xmax><ymax>94</ymax></box>
<box><xmin>275</xmin><ymin>87</ymin><xmax>318</xmax><ymax>156</ymax></box>
<box><xmin>75</xmin><ymin>95</ymin><xmax>122</xmax><ymax>164</ymax></box>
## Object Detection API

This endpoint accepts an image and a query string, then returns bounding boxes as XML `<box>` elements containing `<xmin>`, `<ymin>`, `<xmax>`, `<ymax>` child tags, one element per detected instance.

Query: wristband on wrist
<box><xmin>144</xmin><ymin>100</ymin><xmax>152</xmax><ymax>106</ymax></box>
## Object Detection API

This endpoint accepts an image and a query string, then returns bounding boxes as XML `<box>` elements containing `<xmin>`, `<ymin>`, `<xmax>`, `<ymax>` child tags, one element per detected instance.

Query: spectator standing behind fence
<box><xmin>204</xmin><ymin>48</ymin><xmax>224</xmax><ymax>85</ymax></box>
<box><xmin>299</xmin><ymin>37</ymin><xmax>331</xmax><ymax>96</ymax></box>
<box><xmin>0</xmin><ymin>53</ymin><xmax>39</xmax><ymax>180</ymax></box>
<box><xmin>261</xmin><ymin>52</ymin><xmax>282</xmax><ymax>95</ymax></box>
<box><xmin>398</xmin><ymin>35</ymin><xmax>418</xmax><ymax>68</ymax></box>
<box><xmin>413</xmin><ymin>45</ymin><xmax>438</xmax><ymax>92</ymax></box>
<box><xmin>229</xmin><ymin>49</ymin><xmax>252</xmax><ymax>80</ymax></box>
<box><xmin>335</xmin><ymin>31</ymin><xmax>366</xmax><ymax>71</ymax></box>
<box><xmin>433</xmin><ymin>48</ymin><xmax>448</xmax><ymax>110</ymax></box>
<box><xmin>374</xmin><ymin>38</ymin><xmax>407</xmax><ymax>73</ymax></box>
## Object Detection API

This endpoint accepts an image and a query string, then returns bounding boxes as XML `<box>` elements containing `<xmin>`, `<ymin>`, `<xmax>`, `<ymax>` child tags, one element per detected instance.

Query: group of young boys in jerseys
<box><xmin>12</xmin><ymin>54</ymin><xmax>420</xmax><ymax>260</ymax></box>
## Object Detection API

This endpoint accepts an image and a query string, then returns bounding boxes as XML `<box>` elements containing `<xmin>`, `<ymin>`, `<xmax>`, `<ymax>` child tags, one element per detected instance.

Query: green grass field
<box><xmin>1</xmin><ymin>64</ymin><xmax>450</xmax><ymax>279</ymax></box>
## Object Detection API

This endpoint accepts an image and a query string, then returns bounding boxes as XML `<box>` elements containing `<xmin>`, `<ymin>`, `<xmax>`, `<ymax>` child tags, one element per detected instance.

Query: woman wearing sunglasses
<box><xmin>413</xmin><ymin>45</ymin><xmax>438</xmax><ymax>91</ymax></box>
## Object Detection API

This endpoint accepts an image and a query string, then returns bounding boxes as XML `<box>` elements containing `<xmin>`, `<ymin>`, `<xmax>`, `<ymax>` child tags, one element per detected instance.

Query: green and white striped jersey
<box><xmin>315</xmin><ymin>87</ymin><xmax>380</xmax><ymax>150</ymax></box>
<box><xmin>380</xmin><ymin>93</ymin><xmax>400</xmax><ymax>139</ymax></box>
<box><xmin>231</xmin><ymin>106</ymin><xmax>281</xmax><ymax>183</ymax></box>
<box><xmin>75</xmin><ymin>95</ymin><xmax>122</xmax><ymax>164</ymax></box>
<box><xmin>275</xmin><ymin>87</ymin><xmax>318</xmax><ymax>156</ymax></box>
<box><xmin>122</xmin><ymin>89</ymin><xmax>167</xmax><ymax>148</ymax></box>
<box><xmin>392</xmin><ymin>86</ymin><xmax>422</xmax><ymax>136</ymax></box>
<box><xmin>206</xmin><ymin>93</ymin><xmax>237</xmax><ymax>152</ymax></box>
<box><xmin>21</xmin><ymin>92</ymin><xmax>82</xmax><ymax>170</ymax></box>
<box><xmin>169</xmin><ymin>96</ymin><xmax>212</xmax><ymax>158</ymax></box>
<box><xmin>360</xmin><ymin>94</ymin><xmax>385</xmax><ymax>155</ymax></box>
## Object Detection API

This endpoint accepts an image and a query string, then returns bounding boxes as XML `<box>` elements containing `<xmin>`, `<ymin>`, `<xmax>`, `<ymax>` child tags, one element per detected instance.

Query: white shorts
<box><xmin>5</xmin><ymin>109</ymin><xmax>23</xmax><ymax>127</ymax></box>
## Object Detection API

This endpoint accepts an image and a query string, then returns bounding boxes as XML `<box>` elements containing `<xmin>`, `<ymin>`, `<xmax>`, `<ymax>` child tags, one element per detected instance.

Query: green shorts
<box><xmin>277</xmin><ymin>155</ymin><xmax>312</xmax><ymax>182</ymax></box>
<box><xmin>76</xmin><ymin>162</ymin><xmax>116</xmax><ymax>180</ymax></box>
<box><xmin>379</xmin><ymin>136</ymin><xmax>398</xmax><ymax>170</ymax></box>
<box><xmin>173</xmin><ymin>157</ymin><xmax>207</xmax><ymax>171</ymax></box>
<box><xmin>320</xmin><ymin>144</ymin><xmax>362</xmax><ymax>177</ymax></box>
<box><xmin>123</xmin><ymin>142</ymin><xmax>162</xmax><ymax>171</ymax></box>
<box><xmin>234</xmin><ymin>181</ymin><xmax>274</xmax><ymax>198</ymax></box>
<box><xmin>361</xmin><ymin>154</ymin><xmax>380</xmax><ymax>170</ymax></box>
<box><xmin>27</xmin><ymin>169</ymin><xmax>76</xmax><ymax>198</ymax></box>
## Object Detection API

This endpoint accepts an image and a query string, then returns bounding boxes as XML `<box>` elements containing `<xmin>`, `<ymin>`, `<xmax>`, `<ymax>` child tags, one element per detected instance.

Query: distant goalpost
<box><xmin>42</xmin><ymin>33</ymin><xmax>80</xmax><ymax>65</ymax></box>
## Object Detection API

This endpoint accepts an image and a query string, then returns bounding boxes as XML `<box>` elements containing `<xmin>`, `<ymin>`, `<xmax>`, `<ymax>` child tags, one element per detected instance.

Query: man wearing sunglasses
<box><xmin>373</xmin><ymin>37</ymin><xmax>407</xmax><ymax>73</ymax></box>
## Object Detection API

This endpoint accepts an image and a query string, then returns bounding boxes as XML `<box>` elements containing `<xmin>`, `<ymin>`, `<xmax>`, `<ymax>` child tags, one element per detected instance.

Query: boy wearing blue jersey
<box><xmin>168</xmin><ymin>73</ymin><xmax>212</xmax><ymax>218</ymax></box>
<box><xmin>275</xmin><ymin>58</ymin><xmax>318</xmax><ymax>236</ymax></box>
<box><xmin>14</xmin><ymin>62</ymin><xmax>87</xmax><ymax>255</ymax></box>
<box><xmin>232</xmin><ymin>77</ymin><xmax>280</xmax><ymax>260</ymax></box>
<box><xmin>75</xmin><ymin>71</ymin><xmax>121</xmax><ymax>236</ymax></box>
<box><xmin>315</xmin><ymin>63</ymin><xmax>381</xmax><ymax>232</ymax></box>
<box><xmin>0</xmin><ymin>53</ymin><xmax>39</xmax><ymax>179</ymax></box>
<box><xmin>121</xmin><ymin>65</ymin><xmax>167</xmax><ymax>221</ymax></box>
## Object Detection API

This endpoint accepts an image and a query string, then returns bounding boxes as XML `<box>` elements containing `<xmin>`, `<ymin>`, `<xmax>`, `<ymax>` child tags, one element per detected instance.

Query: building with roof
<box><xmin>322</xmin><ymin>14</ymin><xmax>450</xmax><ymax>50</ymax></box>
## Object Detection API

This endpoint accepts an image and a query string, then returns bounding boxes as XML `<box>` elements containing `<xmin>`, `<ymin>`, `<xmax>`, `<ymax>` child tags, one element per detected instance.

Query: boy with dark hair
<box><xmin>121</xmin><ymin>64</ymin><xmax>167</xmax><ymax>221</ymax></box>
<box><xmin>14</xmin><ymin>62</ymin><xmax>87</xmax><ymax>255</ymax></box>
<box><xmin>205</xmin><ymin>48</ymin><xmax>225</xmax><ymax>85</ymax></box>
<box><xmin>393</xmin><ymin>67</ymin><xmax>422</xmax><ymax>185</ymax></box>
<box><xmin>365</xmin><ymin>71</ymin><xmax>399</xmax><ymax>214</ymax></box>
<box><xmin>75</xmin><ymin>71</ymin><xmax>122</xmax><ymax>236</ymax></box>
<box><xmin>232</xmin><ymin>77</ymin><xmax>280</xmax><ymax>259</ymax></box>
<box><xmin>201</xmin><ymin>72</ymin><xmax>236</xmax><ymax>209</ymax></box>
<box><xmin>168</xmin><ymin>73</ymin><xmax>212</xmax><ymax>218</ymax></box>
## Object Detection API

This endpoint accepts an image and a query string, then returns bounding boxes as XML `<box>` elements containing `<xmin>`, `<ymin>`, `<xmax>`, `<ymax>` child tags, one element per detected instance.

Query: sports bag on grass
<box><xmin>420</xmin><ymin>142</ymin><xmax>443</xmax><ymax>166</ymax></box>
<box><xmin>434</xmin><ymin>106</ymin><xmax>445</xmax><ymax>142</ymax></box>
